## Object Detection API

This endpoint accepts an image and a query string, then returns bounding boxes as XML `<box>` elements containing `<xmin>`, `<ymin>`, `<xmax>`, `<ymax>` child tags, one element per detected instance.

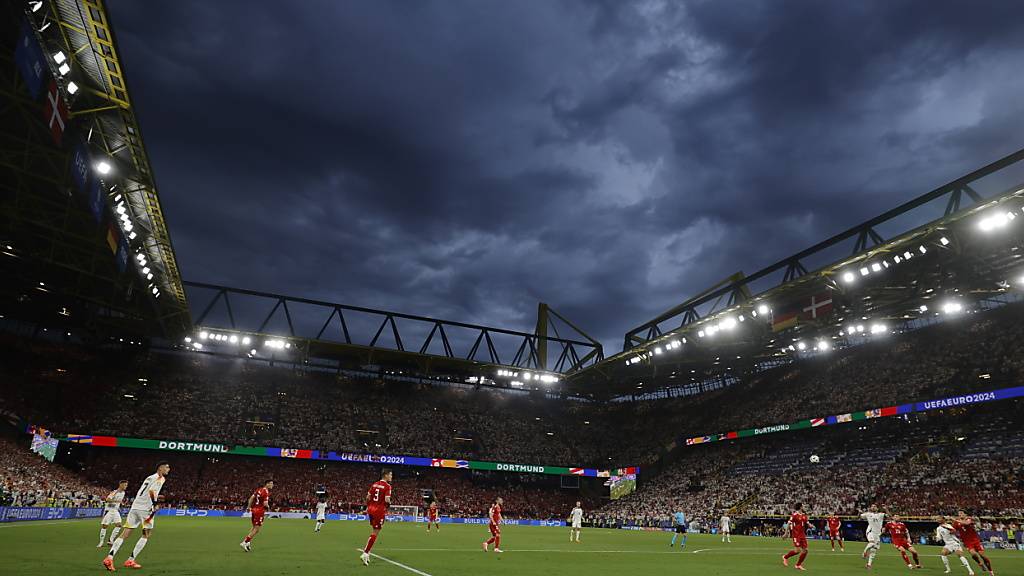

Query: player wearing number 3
<box><xmin>360</xmin><ymin>469</ymin><xmax>393</xmax><ymax>566</ymax></box>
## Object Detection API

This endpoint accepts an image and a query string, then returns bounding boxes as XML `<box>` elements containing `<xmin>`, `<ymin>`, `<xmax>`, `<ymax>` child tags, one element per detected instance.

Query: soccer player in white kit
<box><xmin>314</xmin><ymin>500</ymin><xmax>327</xmax><ymax>532</ymax></box>
<box><xmin>934</xmin><ymin>516</ymin><xmax>975</xmax><ymax>575</ymax></box>
<box><xmin>859</xmin><ymin>505</ymin><xmax>885</xmax><ymax>569</ymax></box>
<box><xmin>97</xmin><ymin>480</ymin><xmax>128</xmax><ymax>547</ymax></box>
<box><xmin>103</xmin><ymin>462</ymin><xmax>169</xmax><ymax>572</ymax></box>
<box><xmin>720</xmin><ymin>513</ymin><xmax>732</xmax><ymax>543</ymax></box>
<box><xmin>569</xmin><ymin>501</ymin><xmax>583</xmax><ymax>542</ymax></box>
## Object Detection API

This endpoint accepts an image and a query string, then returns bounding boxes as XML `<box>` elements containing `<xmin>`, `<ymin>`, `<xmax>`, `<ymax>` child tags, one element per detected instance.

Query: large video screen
<box><xmin>606</xmin><ymin>474</ymin><xmax>636</xmax><ymax>500</ymax></box>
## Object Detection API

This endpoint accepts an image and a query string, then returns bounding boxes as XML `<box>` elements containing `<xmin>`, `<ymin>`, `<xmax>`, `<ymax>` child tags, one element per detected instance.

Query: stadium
<box><xmin>2</xmin><ymin>1</ymin><xmax>1023</xmax><ymax>575</ymax></box>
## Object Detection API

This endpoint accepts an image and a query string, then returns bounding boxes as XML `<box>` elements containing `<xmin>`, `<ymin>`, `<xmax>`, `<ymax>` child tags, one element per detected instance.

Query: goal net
<box><xmin>389</xmin><ymin>505</ymin><xmax>419</xmax><ymax>521</ymax></box>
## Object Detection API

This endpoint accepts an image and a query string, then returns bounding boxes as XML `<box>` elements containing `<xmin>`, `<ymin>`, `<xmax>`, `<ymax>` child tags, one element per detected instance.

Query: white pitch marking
<box><xmin>356</xmin><ymin>548</ymin><xmax>434</xmax><ymax>575</ymax></box>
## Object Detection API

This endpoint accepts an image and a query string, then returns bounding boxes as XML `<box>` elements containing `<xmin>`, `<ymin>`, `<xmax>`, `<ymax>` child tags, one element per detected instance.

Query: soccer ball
<box><xmin>809</xmin><ymin>455</ymin><xmax>820</xmax><ymax>463</ymax></box>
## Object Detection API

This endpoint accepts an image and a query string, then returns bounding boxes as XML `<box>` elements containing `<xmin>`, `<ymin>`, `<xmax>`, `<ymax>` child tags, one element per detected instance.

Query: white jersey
<box><xmin>720</xmin><ymin>515</ymin><xmax>731</xmax><ymax>531</ymax></box>
<box><xmin>861</xmin><ymin>512</ymin><xmax>885</xmax><ymax>540</ymax></box>
<box><xmin>316</xmin><ymin>502</ymin><xmax>327</xmax><ymax>518</ymax></box>
<box><xmin>104</xmin><ymin>490</ymin><xmax>126</xmax><ymax>511</ymax></box>
<box><xmin>570</xmin><ymin>507</ymin><xmax>583</xmax><ymax>523</ymax></box>
<box><xmin>130</xmin><ymin>473</ymin><xmax>166</xmax><ymax>513</ymax></box>
<box><xmin>936</xmin><ymin>524</ymin><xmax>962</xmax><ymax>548</ymax></box>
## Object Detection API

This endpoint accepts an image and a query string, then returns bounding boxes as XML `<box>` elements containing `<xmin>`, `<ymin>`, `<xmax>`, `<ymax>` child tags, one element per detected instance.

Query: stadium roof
<box><xmin>563</xmin><ymin>147</ymin><xmax>1024</xmax><ymax>399</ymax></box>
<box><xmin>1</xmin><ymin>0</ymin><xmax>189</xmax><ymax>337</ymax></box>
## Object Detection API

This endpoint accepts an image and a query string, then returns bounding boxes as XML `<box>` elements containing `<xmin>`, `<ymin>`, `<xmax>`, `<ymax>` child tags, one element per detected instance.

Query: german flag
<box><xmin>772</xmin><ymin>309</ymin><xmax>799</xmax><ymax>332</ymax></box>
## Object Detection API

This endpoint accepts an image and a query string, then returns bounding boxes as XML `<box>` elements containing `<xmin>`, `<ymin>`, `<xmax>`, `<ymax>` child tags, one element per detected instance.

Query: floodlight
<box><xmin>721</xmin><ymin>317</ymin><xmax>737</xmax><ymax>330</ymax></box>
<box><xmin>859</xmin><ymin>267</ymin><xmax>870</xmax><ymax>276</ymax></box>
<box><xmin>796</xmin><ymin>341</ymin><xmax>807</xmax><ymax>351</ymax></box>
<box><xmin>919</xmin><ymin>305</ymin><xmax>928</xmax><ymax>312</ymax></box>
<box><xmin>903</xmin><ymin>251</ymin><xmax>912</xmax><ymax>259</ymax></box>
<box><xmin>95</xmin><ymin>161</ymin><xmax>112</xmax><ymax>175</ymax></box>
<box><xmin>698</xmin><ymin>330</ymin><xmax>705</xmax><ymax>338</ymax></box>
<box><xmin>141</xmin><ymin>267</ymin><xmax>150</xmax><ymax>275</ymax></box>
<box><xmin>939</xmin><ymin>237</ymin><xmax>949</xmax><ymax>245</ymax></box>
<box><xmin>30</xmin><ymin>1</ymin><xmax>42</xmax><ymax>12</ymax></box>
<box><xmin>67</xmin><ymin>81</ymin><xmax>79</xmax><ymax>95</ymax></box>
<box><xmin>871</xmin><ymin>263</ymin><xmax>882</xmax><ymax>272</ymax></box>
<box><xmin>52</xmin><ymin>51</ymin><xmax>66</xmax><ymax>64</ymax></box>
<box><xmin>57</xmin><ymin>62</ymin><xmax>70</xmax><ymax>76</ymax></box>
<box><xmin>856</xmin><ymin>325</ymin><xmax>864</xmax><ymax>333</ymax></box>
<box><xmin>870</xmin><ymin>323</ymin><xmax>887</xmax><ymax>334</ymax></box>
<box><xmin>893</xmin><ymin>256</ymin><xmax>902</xmax><ymax>263</ymax></box>
<box><xmin>942</xmin><ymin>301</ymin><xmax>963</xmax><ymax>314</ymax></box>
<box><xmin>242</xmin><ymin>336</ymin><xmax>251</xmax><ymax>345</ymax></box>
<box><xmin>146</xmin><ymin>273</ymin><xmax>152</xmax><ymax>280</ymax></box>
<box><xmin>842</xmin><ymin>271</ymin><xmax>855</xmax><ymax>283</ymax></box>
<box><xmin>918</xmin><ymin>245</ymin><xmax>927</xmax><ymax>254</ymax></box>
<box><xmin>184</xmin><ymin>337</ymin><xmax>192</xmax><ymax>343</ymax></box>
<box><xmin>229</xmin><ymin>335</ymin><xmax>238</xmax><ymax>344</ymax></box>
<box><xmin>816</xmin><ymin>340</ymin><xmax>831</xmax><ymax>351</ymax></box>
<box><xmin>654</xmin><ymin>347</ymin><xmax>663</xmax><ymax>355</ymax></box>
<box><xmin>193</xmin><ymin>342</ymin><xmax>203</xmax><ymax>350</ymax></box>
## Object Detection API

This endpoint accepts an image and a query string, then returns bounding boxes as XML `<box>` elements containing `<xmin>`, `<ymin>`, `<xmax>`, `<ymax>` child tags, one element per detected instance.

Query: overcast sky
<box><xmin>108</xmin><ymin>0</ymin><xmax>1024</xmax><ymax>354</ymax></box>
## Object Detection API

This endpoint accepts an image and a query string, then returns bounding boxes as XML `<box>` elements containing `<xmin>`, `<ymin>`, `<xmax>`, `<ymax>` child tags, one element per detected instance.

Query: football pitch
<box><xmin>2</xmin><ymin>517</ymin><xmax>1022</xmax><ymax>575</ymax></box>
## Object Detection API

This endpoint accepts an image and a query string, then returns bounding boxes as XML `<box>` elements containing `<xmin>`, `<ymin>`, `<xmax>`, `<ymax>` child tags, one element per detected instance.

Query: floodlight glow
<box><xmin>523</xmin><ymin>373</ymin><xmax>532</xmax><ymax>381</ymax></box>
<box><xmin>757</xmin><ymin>304</ymin><xmax>770</xmax><ymax>315</ymax></box>
<box><xmin>116</xmin><ymin>205</ymin><xmax>126</xmax><ymax>214</ymax></box>
<box><xmin>146</xmin><ymin>273</ymin><xmax>152</xmax><ymax>280</ymax></box>
<box><xmin>141</xmin><ymin>267</ymin><xmax>150</xmax><ymax>274</ymax></box>
<box><xmin>193</xmin><ymin>342</ymin><xmax>203</xmax><ymax>350</ymax></box>
<box><xmin>796</xmin><ymin>341</ymin><xmax>807</xmax><ymax>351</ymax></box>
<box><xmin>229</xmin><ymin>335</ymin><xmax>238</xmax><ymax>344</ymax></box>
<box><xmin>943</xmin><ymin>301</ymin><xmax>963</xmax><ymax>314</ymax></box>
<box><xmin>919</xmin><ymin>245</ymin><xmax>927</xmax><ymax>254</ymax></box>
<box><xmin>57</xmin><ymin>62</ymin><xmax>70</xmax><ymax>76</ymax></box>
<box><xmin>816</xmin><ymin>340</ymin><xmax>831</xmax><ymax>351</ymax></box>
<box><xmin>242</xmin><ymin>336</ymin><xmax>251</xmax><ymax>345</ymax></box>
<box><xmin>53</xmin><ymin>51</ymin><xmax>66</xmax><ymax>64</ymax></box>
<box><xmin>721</xmin><ymin>317</ymin><xmax>737</xmax><ymax>330</ymax></box>
<box><xmin>95</xmin><ymin>161</ymin><xmax>112</xmax><ymax>175</ymax></box>
<box><xmin>671</xmin><ymin>339</ymin><xmax>680</xmax><ymax>348</ymax></box>
<box><xmin>871</xmin><ymin>262</ymin><xmax>882</xmax><ymax>272</ymax></box>
<box><xmin>903</xmin><ymin>251</ymin><xmax>912</xmax><ymax>259</ymax></box>
<box><xmin>698</xmin><ymin>330</ymin><xmax>705</xmax><ymax>338</ymax></box>
<box><xmin>30</xmin><ymin>1</ymin><xmax>42</xmax><ymax>12</ymax></box>
<box><xmin>882</xmin><ymin>260</ymin><xmax>890</xmax><ymax>268</ymax></box>
<box><xmin>919</xmin><ymin>305</ymin><xmax>928</xmax><ymax>312</ymax></box>
<box><xmin>939</xmin><ymin>237</ymin><xmax>950</xmax><ymax>246</ymax></box>
<box><xmin>893</xmin><ymin>255</ymin><xmax>902</xmax><ymax>263</ymax></box>
<box><xmin>67</xmin><ymin>81</ymin><xmax>79</xmax><ymax>95</ymax></box>
<box><xmin>199</xmin><ymin>331</ymin><xmax>208</xmax><ymax>340</ymax></box>
<box><xmin>184</xmin><ymin>337</ymin><xmax>192</xmax><ymax>343</ymax></box>
<box><xmin>842</xmin><ymin>271</ymin><xmax>855</xmax><ymax>283</ymax></box>
<box><xmin>978</xmin><ymin>211</ymin><xmax>1010</xmax><ymax>232</ymax></box>
<box><xmin>654</xmin><ymin>347</ymin><xmax>663</xmax><ymax>355</ymax></box>
<box><xmin>856</xmin><ymin>325</ymin><xmax>864</xmax><ymax>333</ymax></box>
<box><xmin>859</xmin><ymin>267</ymin><xmax>870</xmax><ymax>276</ymax></box>
<box><xmin>870</xmin><ymin>323</ymin><xmax>887</xmax><ymax>334</ymax></box>
<box><xmin>250</xmin><ymin>349</ymin><xmax>257</xmax><ymax>355</ymax></box>
<box><xmin>846</xmin><ymin>327</ymin><xmax>856</xmax><ymax>335</ymax></box>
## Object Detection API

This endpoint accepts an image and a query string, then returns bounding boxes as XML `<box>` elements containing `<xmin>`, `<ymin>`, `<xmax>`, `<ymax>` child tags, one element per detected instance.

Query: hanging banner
<box><xmin>60</xmin><ymin>434</ymin><xmax>638</xmax><ymax>478</ymax></box>
<box><xmin>682</xmin><ymin>385</ymin><xmax>1024</xmax><ymax>448</ymax></box>
<box><xmin>14</xmin><ymin>19</ymin><xmax>48</xmax><ymax>99</ymax></box>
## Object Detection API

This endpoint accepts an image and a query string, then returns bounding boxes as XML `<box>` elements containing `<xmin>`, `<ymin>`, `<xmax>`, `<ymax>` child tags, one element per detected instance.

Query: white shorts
<box><xmin>572</xmin><ymin>519</ymin><xmax>582</xmax><ymax>529</ymax></box>
<box><xmin>124</xmin><ymin>509</ymin><xmax>154</xmax><ymax>530</ymax></box>
<box><xmin>101</xmin><ymin>510</ymin><xmax>122</xmax><ymax>525</ymax></box>
<box><xmin>866</xmin><ymin>532</ymin><xmax>881</xmax><ymax>545</ymax></box>
<box><xmin>316</xmin><ymin>512</ymin><xmax>326</xmax><ymax>521</ymax></box>
<box><xmin>943</xmin><ymin>542</ymin><xmax>963</xmax><ymax>553</ymax></box>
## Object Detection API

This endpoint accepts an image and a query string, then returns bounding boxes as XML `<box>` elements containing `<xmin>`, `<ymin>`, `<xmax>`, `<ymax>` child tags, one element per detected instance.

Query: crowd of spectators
<box><xmin>0</xmin><ymin>435</ymin><xmax>104</xmax><ymax>507</ymax></box>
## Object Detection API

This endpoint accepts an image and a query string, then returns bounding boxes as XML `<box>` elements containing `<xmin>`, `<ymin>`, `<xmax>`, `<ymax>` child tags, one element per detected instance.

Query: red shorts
<box><xmin>368</xmin><ymin>509</ymin><xmax>386</xmax><ymax>530</ymax></box>
<box><xmin>963</xmin><ymin>540</ymin><xmax>984</xmax><ymax>553</ymax></box>
<box><xmin>251</xmin><ymin>508</ymin><xmax>265</xmax><ymax>527</ymax></box>
<box><xmin>829</xmin><ymin>529</ymin><xmax>842</xmax><ymax>539</ymax></box>
<box><xmin>892</xmin><ymin>538</ymin><xmax>910</xmax><ymax>549</ymax></box>
<box><xmin>792</xmin><ymin>536</ymin><xmax>808</xmax><ymax>549</ymax></box>
<box><xmin>489</xmin><ymin>523</ymin><xmax>501</xmax><ymax>537</ymax></box>
<box><xmin>429</xmin><ymin>515</ymin><xmax>439</xmax><ymax>523</ymax></box>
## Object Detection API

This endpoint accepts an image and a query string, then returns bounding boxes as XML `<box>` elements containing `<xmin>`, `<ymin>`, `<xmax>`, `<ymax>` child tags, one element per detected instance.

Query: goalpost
<box><xmin>389</xmin><ymin>505</ymin><xmax>419</xmax><ymax>522</ymax></box>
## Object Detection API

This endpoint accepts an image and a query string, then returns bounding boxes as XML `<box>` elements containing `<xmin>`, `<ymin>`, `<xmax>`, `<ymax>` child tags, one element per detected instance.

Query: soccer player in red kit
<box><xmin>240</xmin><ymin>479</ymin><xmax>273</xmax><ymax>552</ymax></box>
<box><xmin>360</xmin><ymin>469</ymin><xmax>393</xmax><ymax>566</ymax></box>
<box><xmin>426</xmin><ymin>501</ymin><xmax>440</xmax><ymax>532</ymax></box>
<box><xmin>482</xmin><ymin>497</ymin><xmax>504</xmax><ymax>553</ymax></box>
<box><xmin>827</xmin><ymin>513</ymin><xmax>844</xmax><ymax>552</ymax></box>
<box><xmin>781</xmin><ymin>503</ymin><xmax>809</xmax><ymax>571</ymax></box>
<box><xmin>885</xmin><ymin>514</ymin><xmax>921</xmax><ymax>569</ymax></box>
<box><xmin>954</xmin><ymin>511</ymin><xmax>994</xmax><ymax>575</ymax></box>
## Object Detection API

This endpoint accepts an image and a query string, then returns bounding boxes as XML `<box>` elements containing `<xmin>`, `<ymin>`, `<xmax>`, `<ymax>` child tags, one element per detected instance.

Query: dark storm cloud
<box><xmin>108</xmin><ymin>0</ymin><xmax>1024</xmax><ymax>353</ymax></box>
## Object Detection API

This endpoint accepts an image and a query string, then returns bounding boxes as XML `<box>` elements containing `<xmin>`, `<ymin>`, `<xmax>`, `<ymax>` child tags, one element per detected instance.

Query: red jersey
<box><xmin>953</xmin><ymin>519</ymin><xmax>980</xmax><ymax>544</ymax></box>
<box><xmin>489</xmin><ymin>503</ymin><xmax>502</xmax><ymax>525</ymax></box>
<box><xmin>251</xmin><ymin>487</ymin><xmax>270</xmax><ymax>510</ymax></box>
<box><xmin>789</xmin><ymin>512</ymin><xmax>808</xmax><ymax>539</ymax></box>
<box><xmin>885</xmin><ymin>521</ymin><xmax>909</xmax><ymax>541</ymax></box>
<box><xmin>827</xmin><ymin>516</ymin><xmax>841</xmax><ymax>532</ymax></box>
<box><xmin>428</xmin><ymin>504</ymin><xmax>439</xmax><ymax>519</ymax></box>
<box><xmin>366</xmin><ymin>480</ymin><xmax>392</xmax><ymax>512</ymax></box>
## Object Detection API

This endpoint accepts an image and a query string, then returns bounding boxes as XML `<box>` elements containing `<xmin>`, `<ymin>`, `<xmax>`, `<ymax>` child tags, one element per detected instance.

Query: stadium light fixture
<box><xmin>919</xmin><ymin>304</ymin><xmax>928</xmax><ymax>312</ymax></box>
<box><xmin>57</xmin><ymin>62</ymin><xmax>70</xmax><ymax>76</ymax></box>
<box><xmin>816</xmin><ymin>340</ymin><xmax>831</xmax><ymax>351</ymax></box>
<box><xmin>242</xmin><ymin>336</ymin><xmax>251</xmax><ymax>345</ymax></box>
<box><xmin>249</xmin><ymin>349</ymin><xmax>257</xmax><ymax>355</ymax></box>
<box><xmin>942</xmin><ymin>301</ymin><xmax>963</xmax><ymax>315</ymax></box>
<box><xmin>870</xmin><ymin>323</ymin><xmax>887</xmax><ymax>335</ymax></box>
<box><xmin>757</xmin><ymin>304</ymin><xmax>770</xmax><ymax>315</ymax></box>
<box><xmin>228</xmin><ymin>335</ymin><xmax>238</xmax><ymax>344</ymax></box>
<box><xmin>184</xmin><ymin>337</ymin><xmax>192</xmax><ymax>343</ymax></box>
<box><xmin>856</xmin><ymin>324</ymin><xmax>864</xmax><ymax>333</ymax></box>
<box><xmin>654</xmin><ymin>347</ymin><xmax>662</xmax><ymax>355</ymax></box>
<box><xmin>193</xmin><ymin>342</ymin><xmax>203</xmax><ymax>350</ymax></box>
<box><xmin>939</xmin><ymin>236</ymin><xmax>950</xmax><ymax>246</ymax></box>
<box><xmin>918</xmin><ymin>245</ymin><xmax>927</xmax><ymax>254</ymax></box>
<box><xmin>199</xmin><ymin>331</ymin><xmax>208</xmax><ymax>340</ymax></box>
<box><xmin>721</xmin><ymin>317</ymin><xmax>737</xmax><ymax>330</ymax></box>
<box><xmin>978</xmin><ymin>211</ymin><xmax>1010</xmax><ymax>232</ymax></box>
<box><xmin>903</xmin><ymin>251</ymin><xmax>913</xmax><ymax>260</ymax></box>
<box><xmin>871</xmin><ymin>262</ymin><xmax>882</xmax><ymax>273</ymax></box>
<box><xmin>796</xmin><ymin>341</ymin><xmax>807</xmax><ymax>351</ymax></box>
<box><xmin>859</xmin><ymin>267</ymin><xmax>870</xmax><ymax>276</ymax></box>
<box><xmin>52</xmin><ymin>51</ymin><xmax>66</xmax><ymax>64</ymax></box>
<box><xmin>67</xmin><ymin>81</ymin><xmax>79</xmax><ymax>95</ymax></box>
<box><xmin>141</xmin><ymin>267</ymin><xmax>150</xmax><ymax>275</ymax></box>
<box><xmin>30</xmin><ymin>1</ymin><xmax>43</xmax><ymax>12</ymax></box>
<box><xmin>95</xmin><ymin>160</ymin><xmax>112</xmax><ymax>175</ymax></box>
<box><xmin>841</xmin><ymin>271</ymin><xmax>855</xmax><ymax>284</ymax></box>
<box><xmin>697</xmin><ymin>330</ymin><xmax>705</xmax><ymax>338</ymax></box>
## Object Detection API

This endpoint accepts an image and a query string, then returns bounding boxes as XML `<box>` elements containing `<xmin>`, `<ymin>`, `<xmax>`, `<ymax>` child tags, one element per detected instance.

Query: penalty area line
<box><xmin>356</xmin><ymin>548</ymin><xmax>434</xmax><ymax>576</ymax></box>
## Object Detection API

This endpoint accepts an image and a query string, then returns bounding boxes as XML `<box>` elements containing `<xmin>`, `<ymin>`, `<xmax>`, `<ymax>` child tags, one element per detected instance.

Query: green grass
<box><xmin>1</xmin><ymin>517</ymin><xmax>1021</xmax><ymax>575</ymax></box>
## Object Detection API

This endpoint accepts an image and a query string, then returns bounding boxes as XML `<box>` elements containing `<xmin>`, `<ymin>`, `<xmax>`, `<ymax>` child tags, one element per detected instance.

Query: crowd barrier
<box><xmin>0</xmin><ymin>506</ymin><xmax>103</xmax><ymax>523</ymax></box>
<box><xmin>155</xmin><ymin>508</ymin><xmax>565</xmax><ymax>526</ymax></box>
